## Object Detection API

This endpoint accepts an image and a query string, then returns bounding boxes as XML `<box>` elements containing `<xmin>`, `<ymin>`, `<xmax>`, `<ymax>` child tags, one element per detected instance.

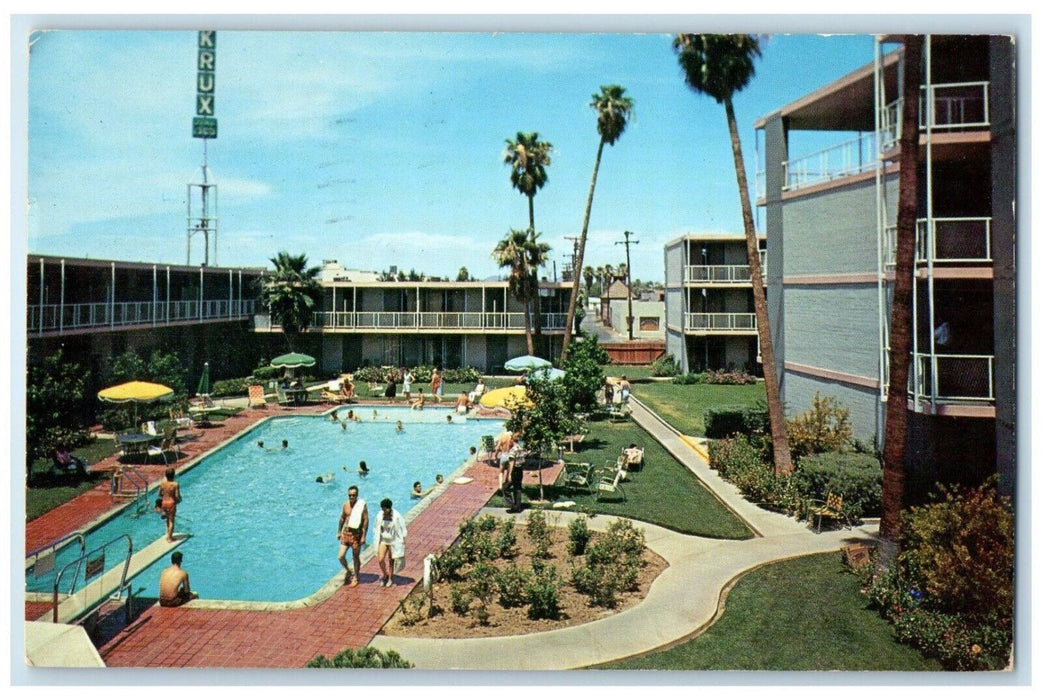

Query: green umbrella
<box><xmin>504</xmin><ymin>355</ymin><xmax>551</xmax><ymax>372</ymax></box>
<box><xmin>196</xmin><ymin>362</ymin><xmax>211</xmax><ymax>397</ymax></box>
<box><xmin>270</xmin><ymin>352</ymin><xmax>316</xmax><ymax>369</ymax></box>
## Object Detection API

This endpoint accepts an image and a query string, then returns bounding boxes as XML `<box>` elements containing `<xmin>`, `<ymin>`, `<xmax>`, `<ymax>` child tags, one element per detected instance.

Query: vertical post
<box><xmin>199</xmin><ymin>266</ymin><xmax>204</xmax><ymax>320</ymax></box>
<box><xmin>166</xmin><ymin>267</ymin><xmax>171</xmax><ymax>323</ymax></box>
<box><xmin>59</xmin><ymin>259</ymin><xmax>65</xmax><ymax>334</ymax></box>
<box><xmin>38</xmin><ymin>258</ymin><xmax>45</xmax><ymax>333</ymax></box>
<box><xmin>615</xmin><ymin>230</ymin><xmax>639</xmax><ymax>340</ymax></box>
<box><xmin>153</xmin><ymin>265</ymin><xmax>158</xmax><ymax>326</ymax></box>
<box><xmin>228</xmin><ymin>268</ymin><xmax>233</xmax><ymax>319</ymax></box>
<box><xmin>110</xmin><ymin>262</ymin><xmax>115</xmax><ymax>328</ymax></box>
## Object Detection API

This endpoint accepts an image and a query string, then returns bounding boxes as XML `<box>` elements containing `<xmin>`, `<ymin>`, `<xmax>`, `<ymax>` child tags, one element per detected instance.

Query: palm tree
<box><xmin>504</xmin><ymin>132</ymin><xmax>553</xmax><ymax>232</ymax></box>
<box><xmin>261</xmin><ymin>251</ymin><xmax>323</xmax><ymax>352</ymax></box>
<box><xmin>582</xmin><ymin>266</ymin><xmax>595</xmax><ymax>306</ymax></box>
<box><xmin>493</xmin><ymin>228</ymin><xmax>550</xmax><ymax>355</ymax></box>
<box><xmin>561</xmin><ymin>85</ymin><xmax>634</xmax><ymax>360</ymax></box>
<box><xmin>880</xmin><ymin>35</ymin><xmax>923</xmax><ymax>541</ymax></box>
<box><xmin>673</xmin><ymin>33</ymin><xmax>792</xmax><ymax>473</ymax></box>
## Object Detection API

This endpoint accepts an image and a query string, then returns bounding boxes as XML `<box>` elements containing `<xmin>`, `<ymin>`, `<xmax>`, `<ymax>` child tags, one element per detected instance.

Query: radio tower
<box><xmin>188</xmin><ymin>30</ymin><xmax>218</xmax><ymax>266</ymax></box>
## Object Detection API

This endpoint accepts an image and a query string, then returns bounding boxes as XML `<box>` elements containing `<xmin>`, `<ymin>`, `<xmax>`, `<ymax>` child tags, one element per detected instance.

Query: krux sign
<box><xmin>192</xmin><ymin>31</ymin><xmax>217</xmax><ymax>139</ymax></box>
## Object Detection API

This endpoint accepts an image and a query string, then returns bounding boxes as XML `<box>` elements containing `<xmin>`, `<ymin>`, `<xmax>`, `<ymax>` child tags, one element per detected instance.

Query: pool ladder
<box><xmin>110</xmin><ymin>465</ymin><xmax>151</xmax><ymax>515</ymax></box>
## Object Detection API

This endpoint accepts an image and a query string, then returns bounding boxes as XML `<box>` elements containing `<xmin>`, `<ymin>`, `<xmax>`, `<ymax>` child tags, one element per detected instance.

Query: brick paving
<box><xmin>25</xmin><ymin>400</ymin><xmax>562</xmax><ymax>668</ymax></box>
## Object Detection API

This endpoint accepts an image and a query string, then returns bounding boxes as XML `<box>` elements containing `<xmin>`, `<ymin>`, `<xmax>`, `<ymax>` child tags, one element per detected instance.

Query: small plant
<box><xmin>786</xmin><ymin>392</ymin><xmax>853</xmax><ymax>461</ymax></box>
<box><xmin>573</xmin><ymin>519</ymin><xmax>646</xmax><ymax>608</ymax></box>
<box><xmin>650</xmin><ymin>353</ymin><xmax>681</xmax><ymax>377</ymax></box>
<box><xmin>398</xmin><ymin>596</ymin><xmax>427</xmax><ymax>627</ymax></box>
<box><xmin>450</xmin><ymin>583</ymin><xmax>473</xmax><ymax>616</ymax></box>
<box><xmin>437</xmin><ymin>547</ymin><xmax>467</xmax><ymax>582</ymax></box>
<box><xmin>567</xmin><ymin>515</ymin><xmax>591</xmax><ymax>556</ymax></box>
<box><xmin>495</xmin><ymin>563</ymin><xmax>531</xmax><ymax>608</ymax></box>
<box><xmin>526</xmin><ymin>509</ymin><xmax>554</xmax><ymax>559</ymax></box>
<box><xmin>496</xmin><ymin>518</ymin><xmax>518</xmax><ymax>559</ymax></box>
<box><xmin>468</xmin><ymin>561</ymin><xmax>498</xmax><ymax>625</ymax></box>
<box><xmin>307</xmin><ymin>646</ymin><xmax>413</xmax><ymax>668</ymax></box>
<box><xmin>525</xmin><ymin>565</ymin><xmax>562</xmax><ymax>620</ymax></box>
<box><xmin>476</xmin><ymin>514</ymin><xmax>498</xmax><ymax>532</ymax></box>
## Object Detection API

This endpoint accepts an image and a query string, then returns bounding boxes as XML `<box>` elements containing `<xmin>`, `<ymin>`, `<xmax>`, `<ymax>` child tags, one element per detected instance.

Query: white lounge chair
<box><xmin>596</xmin><ymin>465</ymin><xmax>627</xmax><ymax>502</ymax></box>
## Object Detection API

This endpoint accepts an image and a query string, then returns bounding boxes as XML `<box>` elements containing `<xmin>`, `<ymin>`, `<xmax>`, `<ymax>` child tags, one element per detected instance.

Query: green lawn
<box><xmin>599</xmin><ymin>552</ymin><xmax>942</xmax><ymax>671</ymax></box>
<box><xmin>26</xmin><ymin>438</ymin><xmax>119</xmax><ymax>522</ymax></box>
<box><xmin>632</xmin><ymin>381</ymin><xmax>766</xmax><ymax>437</ymax></box>
<box><xmin>488</xmin><ymin>417</ymin><xmax>753</xmax><ymax>540</ymax></box>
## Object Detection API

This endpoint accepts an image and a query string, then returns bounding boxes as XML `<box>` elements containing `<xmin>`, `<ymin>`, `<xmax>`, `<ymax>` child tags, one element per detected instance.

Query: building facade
<box><xmin>664</xmin><ymin>233</ymin><xmax>766</xmax><ymax>374</ymax></box>
<box><xmin>755</xmin><ymin>35</ymin><xmax>1015</xmax><ymax>495</ymax></box>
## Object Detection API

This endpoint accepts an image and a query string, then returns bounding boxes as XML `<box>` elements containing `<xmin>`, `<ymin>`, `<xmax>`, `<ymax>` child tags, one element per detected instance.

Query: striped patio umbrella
<box><xmin>269</xmin><ymin>352</ymin><xmax>316</xmax><ymax>369</ymax></box>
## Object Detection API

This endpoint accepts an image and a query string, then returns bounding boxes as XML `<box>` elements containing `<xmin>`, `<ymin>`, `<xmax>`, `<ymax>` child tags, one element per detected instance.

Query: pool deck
<box><xmin>24</xmin><ymin>398</ymin><xmax>559</xmax><ymax>668</ymax></box>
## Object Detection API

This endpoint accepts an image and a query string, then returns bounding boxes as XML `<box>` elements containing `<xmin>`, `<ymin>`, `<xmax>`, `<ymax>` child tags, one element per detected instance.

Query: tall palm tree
<box><xmin>880</xmin><ymin>35</ymin><xmax>923</xmax><ymax>541</ymax></box>
<box><xmin>673</xmin><ymin>33</ymin><xmax>792</xmax><ymax>473</ymax></box>
<box><xmin>260</xmin><ymin>251</ymin><xmax>323</xmax><ymax>352</ymax></box>
<box><xmin>582</xmin><ymin>266</ymin><xmax>595</xmax><ymax>306</ymax></box>
<box><xmin>493</xmin><ymin>228</ymin><xmax>546</xmax><ymax>355</ymax></box>
<box><xmin>504</xmin><ymin>132</ymin><xmax>553</xmax><ymax>232</ymax></box>
<box><xmin>561</xmin><ymin>85</ymin><xmax>634</xmax><ymax>361</ymax></box>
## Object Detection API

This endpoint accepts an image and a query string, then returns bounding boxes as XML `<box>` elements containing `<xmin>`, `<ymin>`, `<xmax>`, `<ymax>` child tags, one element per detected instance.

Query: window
<box><xmin>639</xmin><ymin>317</ymin><xmax>660</xmax><ymax>331</ymax></box>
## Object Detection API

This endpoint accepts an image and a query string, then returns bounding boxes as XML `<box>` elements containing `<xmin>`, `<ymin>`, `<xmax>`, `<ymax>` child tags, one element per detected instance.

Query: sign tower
<box><xmin>188</xmin><ymin>30</ymin><xmax>218</xmax><ymax>265</ymax></box>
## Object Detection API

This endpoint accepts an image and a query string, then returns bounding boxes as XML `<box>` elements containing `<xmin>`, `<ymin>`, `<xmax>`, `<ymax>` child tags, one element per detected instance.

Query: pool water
<box><xmin>28</xmin><ymin>408</ymin><xmax>502</xmax><ymax>602</ymax></box>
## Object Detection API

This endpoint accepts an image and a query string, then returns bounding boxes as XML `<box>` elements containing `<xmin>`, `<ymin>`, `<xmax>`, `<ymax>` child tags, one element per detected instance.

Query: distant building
<box><xmin>663</xmin><ymin>233</ymin><xmax>765</xmax><ymax>373</ymax></box>
<box><xmin>607</xmin><ymin>299</ymin><xmax>665</xmax><ymax>341</ymax></box>
<box><xmin>755</xmin><ymin>35</ymin><xmax>1015</xmax><ymax>495</ymax></box>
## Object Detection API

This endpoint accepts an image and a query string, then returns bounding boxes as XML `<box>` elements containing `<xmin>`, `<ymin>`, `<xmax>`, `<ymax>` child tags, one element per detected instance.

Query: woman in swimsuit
<box><xmin>157</xmin><ymin>467</ymin><xmax>182</xmax><ymax>542</ymax></box>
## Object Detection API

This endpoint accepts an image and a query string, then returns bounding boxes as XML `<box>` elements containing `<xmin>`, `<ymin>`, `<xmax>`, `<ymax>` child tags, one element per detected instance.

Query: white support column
<box><xmin>199</xmin><ymin>266</ymin><xmax>204</xmax><ymax>320</ymax></box>
<box><xmin>59</xmin><ymin>259</ymin><xmax>66</xmax><ymax>334</ymax></box>
<box><xmin>228</xmin><ymin>268</ymin><xmax>233</xmax><ymax>319</ymax></box>
<box><xmin>166</xmin><ymin>267</ymin><xmax>171</xmax><ymax>323</ymax></box>
<box><xmin>110</xmin><ymin>262</ymin><xmax>115</xmax><ymax>328</ymax></box>
<box><xmin>153</xmin><ymin>265</ymin><xmax>158</xmax><ymax>326</ymax></box>
<box><xmin>924</xmin><ymin>35</ymin><xmax>937</xmax><ymax>405</ymax></box>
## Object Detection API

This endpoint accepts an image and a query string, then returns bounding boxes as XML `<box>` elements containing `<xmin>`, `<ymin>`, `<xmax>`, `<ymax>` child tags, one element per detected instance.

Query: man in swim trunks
<box><xmin>159</xmin><ymin>551</ymin><xmax>198</xmax><ymax>607</ymax></box>
<box><xmin>158</xmin><ymin>467</ymin><xmax>182</xmax><ymax>542</ymax></box>
<box><xmin>337</xmin><ymin>485</ymin><xmax>369</xmax><ymax>587</ymax></box>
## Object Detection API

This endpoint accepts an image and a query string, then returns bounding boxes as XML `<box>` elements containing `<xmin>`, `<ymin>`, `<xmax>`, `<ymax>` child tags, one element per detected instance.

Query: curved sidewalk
<box><xmin>371</xmin><ymin>396</ymin><xmax>881</xmax><ymax>669</ymax></box>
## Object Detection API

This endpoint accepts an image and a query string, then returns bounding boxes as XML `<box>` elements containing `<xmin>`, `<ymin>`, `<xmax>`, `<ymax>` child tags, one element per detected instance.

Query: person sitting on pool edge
<box><xmin>455</xmin><ymin>392</ymin><xmax>470</xmax><ymax>415</ymax></box>
<box><xmin>159</xmin><ymin>551</ymin><xmax>198</xmax><ymax>607</ymax></box>
<box><xmin>410</xmin><ymin>392</ymin><xmax>425</xmax><ymax>410</ymax></box>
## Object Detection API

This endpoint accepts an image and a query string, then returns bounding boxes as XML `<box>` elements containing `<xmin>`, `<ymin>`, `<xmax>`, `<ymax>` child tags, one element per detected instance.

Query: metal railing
<box><xmin>303</xmin><ymin>311</ymin><xmax>569</xmax><ymax>331</ymax></box>
<box><xmin>683</xmin><ymin>259</ymin><xmax>766</xmax><ymax>284</ymax></box>
<box><xmin>52</xmin><ymin>533</ymin><xmax>134</xmax><ymax>624</ymax></box>
<box><xmin>881</xmin><ymin>81</ymin><xmax>990</xmax><ymax>150</ymax></box>
<box><xmin>783</xmin><ymin>132</ymin><xmax>879</xmax><ymax>192</ymax></box>
<box><xmin>912</xmin><ymin>352</ymin><xmax>994</xmax><ymax>404</ymax></box>
<box><xmin>27</xmin><ymin>531</ymin><xmax>86</xmax><ymax>580</ymax></box>
<box><xmin>684</xmin><ymin>312</ymin><xmax>757</xmax><ymax>332</ymax></box>
<box><xmin>883</xmin><ymin>217</ymin><xmax>992</xmax><ymax>267</ymax></box>
<box><xmin>28</xmin><ymin>299</ymin><xmax>256</xmax><ymax>334</ymax></box>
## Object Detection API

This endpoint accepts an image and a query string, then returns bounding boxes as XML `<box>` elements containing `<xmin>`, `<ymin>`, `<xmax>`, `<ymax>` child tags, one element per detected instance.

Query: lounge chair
<box><xmin>608</xmin><ymin>404</ymin><xmax>630</xmax><ymax>423</ymax></box>
<box><xmin>622</xmin><ymin>445</ymin><xmax>644</xmax><ymax>472</ymax></box>
<box><xmin>560</xmin><ymin>462</ymin><xmax>595</xmax><ymax>494</ymax></box>
<box><xmin>275</xmin><ymin>385</ymin><xmax>294</xmax><ymax>409</ymax></box>
<box><xmin>596</xmin><ymin>465</ymin><xmax>627</xmax><ymax>502</ymax></box>
<box><xmin>248</xmin><ymin>384</ymin><xmax>267</xmax><ymax>408</ymax></box>
<box><xmin>368</xmin><ymin>382</ymin><xmax>384</xmax><ymax>397</ymax></box>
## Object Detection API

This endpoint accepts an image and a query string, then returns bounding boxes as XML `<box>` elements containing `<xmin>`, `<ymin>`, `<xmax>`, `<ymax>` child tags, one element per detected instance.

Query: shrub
<box><xmin>211</xmin><ymin>377</ymin><xmax>250</xmax><ymax>397</ymax></box>
<box><xmin>250</xmin><ymin>365</ymin><xmax>283</xmax><ymax>382</ymax></box>
<box><xmin>562</xmin><ymin>337</ymin><xmax>610</xmax><ymax>412</ymax></box>
<box><xmin>495</xmin><ymin>564</ymin><xmax>531</xmax><ymax>608</ymax></box>
<box><xmin>496</xmin><ymin>518</ymin><xmax>518</xmax><ymax>559</ymax></box>
<box><xmin>787</xmin><ymin>392</ymin><xmax>853</xmax><ymax>461</ymax></box>
<box><xmin>864</xmin><ymin>481</ymin><xmax>1014</xmax><ymax>670</ymax></box>
<box><xmin>468</xmin><ymin>561</ymin><xmax>498</xmax><ymax>619</ymax></box>
<box><xmin>573</xmin><ymin>520</ymin><xmax>646</xmax><ymax>608</ymax></box>
<box><xmin>567</xmin><ymin>515</ymin><xmax>591</xmax><ymax>556</ymax></box>
<box><xmin>449</xmin><ymin>584</ymin><xmax>473</xmax><ymax>616</ymax></box>
<box><xmin>476</xmin><ymin>514</ymin><xmax>498</xmax><ymax>532</ymax></box>
<box><xmin>525</xmin><ymin>509</ymin><xmax>554</xmax><ymax>559</ymax></box>
<box><xmin>704</xmin><ymin>405</ymin><xmax>769</xmax><ymax>439</ymax></box>
<box><xmin>436</xmin><ymin>547</ymin><xmax>467</xmax><ymax>582</ymax></box>
<box><xmin>525</xmin><ymin>565</ymin><xmax>562</xmax><ymax>620</ymax></box>
<box><xmin>708</xmin><ymin>434</ymin><xmax>795</xmax><ymax>506</ymax></box>
<box><xmin>704</xmin><ymin>369</ymin><xmax>757</xmax><ymax>385</ymax></box>
<box><xmin>672</xmin><ymin>372</ymin><xmax>706</xmax><ymax>385</ymax></box>
<box><xmin>307</xmin><ymin>646</ymin><xmax>413</xmax><ymax>668</ymax></box>
<box><xmin>27</xmin><ymin>349</ymin><xmax>93</xmax><ymax>465</ymax></box>
<box><xmin>792</xmin><ymin>452</ymin><xmax>882</xmax><ymax>520</ymax></box>
<box><xmin>650</xmin><ymin>353</ymin><xmax>681</xmax><ymax>377</ymax></box>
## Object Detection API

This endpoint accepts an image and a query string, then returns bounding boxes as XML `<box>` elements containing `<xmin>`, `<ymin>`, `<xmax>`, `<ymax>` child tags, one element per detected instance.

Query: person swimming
<box><xmin>329</xmin><ymin>411</ymin><xmax>339</xmax><ymax>422</ymax></box>
<box><xmin>347</xmin><ymin>410</ymin><xmax>359</xmax><ymax>422</ymax></box>
<box><xmin>395</xmin><ymin>420</ymin><xmax>404</xmax><ymax>433</ymax></box>
<box><xmin>316</xmin><ymin>473</ymin><xmax>335</xmax><ymax>484</ymax></box>
<box><xmin>358</xmin><ymin>460</ymin><xmax>369</xmax><ymax>476</ymax></box>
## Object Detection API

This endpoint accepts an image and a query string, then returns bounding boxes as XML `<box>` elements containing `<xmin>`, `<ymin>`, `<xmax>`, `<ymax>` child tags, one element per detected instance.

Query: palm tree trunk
<box><xmin>527</xmin><ymin>198</ymin><xmax>545</xmax><ymax>356</ymax></box>
<box><xmin>562</xmin><ymin>138</ymin><xmax>606</xmax><ymax>362</ymax></box>
<box><xmin>880</xmin><ymin>35</ymin><xmax>923</xmax><ymax>541</ymax></box>
<box><xmin>724</xmin><ymin>96</ymin><xmax>793</xmax><ymax>473</ymax></box>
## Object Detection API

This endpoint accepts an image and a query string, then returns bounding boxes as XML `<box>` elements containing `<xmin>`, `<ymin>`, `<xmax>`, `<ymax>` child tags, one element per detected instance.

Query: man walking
<box><xmin>337</xmin><ymin>485</ymin><xmax>369</xmax><ymax>586</ymax></box>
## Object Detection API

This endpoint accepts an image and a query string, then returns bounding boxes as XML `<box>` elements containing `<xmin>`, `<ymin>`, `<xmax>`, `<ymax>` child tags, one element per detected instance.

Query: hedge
<box><xmin>791</xmin><ymin>452</ymin><xmax>882</xmax><ymax>519</ymax></box>
<box><xmin>704</xmin><ymin>405</ymin><xmax>769</xmax><ymax>439</ymax></box>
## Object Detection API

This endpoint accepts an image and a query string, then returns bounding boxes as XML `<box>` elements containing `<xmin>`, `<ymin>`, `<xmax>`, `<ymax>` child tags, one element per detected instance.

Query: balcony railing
<box><xmin>782</xmin><ymin>132</ymin><xmax>879</xmax><ymax>193</ymax></box>
<box><xmin>683</xmin><ymin>256</ymin><xmax>766</xmax><ymax>284</ymax></box>
<box><xmin>298</xmin><ymin>311</ymin><xmax>569</xmax><ymax>332</ymax></box>
<box><xmin>912</xmin><ymin>352</ymin><xmax>994</xmax><ymax>404</ymax></box>
<box><xmin>884</xmin><ymin>217</ymin><xmax>992</xmax><ymax>267</ymax></box>
<box><xmin>684</xmin><ymin>312</ymin><xmax>757</xmax><ymax>333</ymax></box>
<box><xmin>28</xmin><ymin>299</ymin><xmax>256</xmax><ymax>334</ymax></box>
<box><xmin>881</xmin><ymin>81</ymin><xmax>990</xmax><ymax>150</ymax></box>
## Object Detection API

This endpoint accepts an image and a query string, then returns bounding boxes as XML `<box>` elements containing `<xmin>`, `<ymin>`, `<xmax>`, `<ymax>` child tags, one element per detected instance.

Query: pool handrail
<box><xmin>26</xmin><ymin>531</ymin><xmax>87</xmax><ymax>578</ymax></box>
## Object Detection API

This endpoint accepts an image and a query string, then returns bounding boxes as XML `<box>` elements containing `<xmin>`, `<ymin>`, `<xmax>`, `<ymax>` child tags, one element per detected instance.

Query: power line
<box><xmin>615</xmin><ymin>230</ymin><xmax>639</xmax><ymax>341</ymax></box>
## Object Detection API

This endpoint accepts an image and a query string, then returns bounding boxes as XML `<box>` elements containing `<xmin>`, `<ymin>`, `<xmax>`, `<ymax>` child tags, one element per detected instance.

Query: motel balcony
<box><xmin>683</xmin><ymin>258</ymin><xmax>766</xmax><ymax>286</ymax></box>
<box><xmin>255</xmin><ymin>311</ymin><xmax>570</xmax><ymax>334</ymax></box>
<box><xmin>28</xmin><ymin>298</ymin><xmax>257</xmax><ymax>336</ymax></box>
<box><xmin>908</xmin><ymin>352</ymin><xmax>995</xmax><ymax>411</ymax></box>
<box><xmin>683</xmin><ymin>312</ymin><xmax>758</xmax><ymax>335</ymax></box>
<box><xmin>884</xmin><ymin>217</ymin><xmax>993</xmax><ymax>268</ymax></box>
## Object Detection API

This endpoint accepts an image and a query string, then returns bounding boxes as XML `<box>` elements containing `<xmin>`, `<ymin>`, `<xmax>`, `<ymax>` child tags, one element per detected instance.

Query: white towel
<box><xmin>346</xmin><ymin>498</ymin><xmax>366</xmax><ymax>528</ymax></box>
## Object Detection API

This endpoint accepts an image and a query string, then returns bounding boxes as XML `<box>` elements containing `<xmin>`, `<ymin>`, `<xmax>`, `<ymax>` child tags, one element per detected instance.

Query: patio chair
<box><xmin>608</xmin><ymin>404</ymin><xmax>630</xmax><ymax>423</ymax></box>
<box><xmin>807</xmin><ymin>492</ymin><xmax>852</xmax><ymax>533</ymax></box>
<box><xmin>368</xmin><ymin>382</ymin><xmax>385</xmax><ymax>397</ymax></box>
<box><xmin>248</xmin><ymin>384</ymin><xmax>267</xmax><ymax>409</ymax></box>
<box><xmin>147</xmin><ymin>426</ymin><xmax>181</xmax><ymax>465</ymax></box>
<box><xmin>596</xmin><ymin>465</ymin><xmax>627</xmax><ymax>502</ymax></box>
<box><xmin>275</xmin><ymin>385</ymin><xmax>295</xmax><ymax>409</ymax></box>
<box><xmin>560</xmin><ymin>462</ymin><xmax>596</xmax><ymax>494</ymax></box>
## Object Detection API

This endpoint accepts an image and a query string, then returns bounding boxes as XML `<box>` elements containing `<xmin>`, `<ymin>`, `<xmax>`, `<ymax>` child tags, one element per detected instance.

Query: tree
<box><xmin>673</xmin><ymin>33</ymin><xmax>792</xmax><ymax>474</ymax></box>
<box><xmin>493</xmin><ymin>229</ymin><xmax>541</xmax><ymax>354</ymax></box>
<box><xmin>504</xmin><ymin>374</ymin><xmax>578</xmax><ymax>502</ymax></box>
<box><xmin>582</xmin><ymin>266</ymin><xmax>595</xmax><ymax>304</ymax></box>
<box><xmin>457</xmin><ymin>266</ymin><xmax>472</xmax><ymax>282</ymax></box>
<box><xmin>880</xmin><ymin>35</ymin><xmax>923</xmax><ymax>541</ymax></box>
<box><xmin>27</xmin><ymin>350</ymin><xmax>92</xmax><ymax>467</ymax></box>
<box><xmin>260</xmin><ymin>251</ymin><xmax>323</xmax><ymax>352</ymax></box>
<box><xmin>561</xmin><ymin>335</ymin><xmax>610</xmax><ymax>412</ymax></box>
<box><xmin>561</xmin><ymin>85</ymin><xmax>634</xmax><ymax>361</ymax></box>
<box><xmin>504</xmin><ymin>131</ymin><xmax>553</xmax><ymax>232</ymax></box>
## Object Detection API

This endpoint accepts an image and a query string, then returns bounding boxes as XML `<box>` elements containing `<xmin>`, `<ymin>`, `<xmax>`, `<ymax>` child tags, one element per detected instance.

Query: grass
<box><xmin>487</xmin><ymin>417</ymin><xmax>753</xmax><ymax>540</ymax></box>
<box><xmin>632</xmin><ymin>381</ymin><xmax>766</xmax><ymax>437</ymax></box>
<box><xmin>599</xmin><ymin>552</ymin><xmax>943</xmax><ymax>671</ymax></box>
<box><xmin>26</xmin><ymin>438</ymin><xmax>119</xmax><ymax>522</ymax></box>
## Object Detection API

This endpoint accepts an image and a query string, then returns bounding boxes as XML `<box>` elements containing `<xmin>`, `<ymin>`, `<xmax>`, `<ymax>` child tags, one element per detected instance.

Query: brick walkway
<box><xmin>26</xmin><ymin>401</ymin><xmax>562</xmax><ymax>668</ymax></box>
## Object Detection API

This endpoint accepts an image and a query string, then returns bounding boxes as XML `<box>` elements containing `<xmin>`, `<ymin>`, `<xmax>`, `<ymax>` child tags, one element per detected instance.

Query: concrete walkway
<box><xmin>370</xmin><ymin>395</ymin><xmax>880</xmax><ymax>669</ymax></box>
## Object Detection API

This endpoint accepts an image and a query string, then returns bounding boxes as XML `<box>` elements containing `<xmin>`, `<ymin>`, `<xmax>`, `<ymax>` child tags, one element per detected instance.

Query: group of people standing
<box><xmin>383</xmin><ymin>367</ymin><xmax>444</xmax><ymax>404</ymax></box>
<box><xmin>337</xmin><ymin>485</ymin><xmax>407</xmax><ymax>588</ymax></box>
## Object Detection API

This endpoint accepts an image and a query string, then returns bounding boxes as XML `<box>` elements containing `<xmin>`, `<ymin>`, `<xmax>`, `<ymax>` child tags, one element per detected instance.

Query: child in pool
<box><xmin>358</xmin><ymin>460</ymin><xmax>369</xmax><ymax>476</ymax></box>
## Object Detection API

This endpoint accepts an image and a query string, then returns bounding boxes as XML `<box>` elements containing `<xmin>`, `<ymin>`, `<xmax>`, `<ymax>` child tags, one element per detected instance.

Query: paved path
<box><xmin>369</xmin><ymin>396</ymin><xmax>880</xmax><ymax>669</ymax></box>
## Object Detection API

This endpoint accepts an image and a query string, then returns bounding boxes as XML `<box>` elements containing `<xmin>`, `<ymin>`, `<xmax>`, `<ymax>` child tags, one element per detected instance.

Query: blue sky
<box><xmin>26</xmin><ymin>29</ymin><xmax>885</xmax><ymax>283</ymax></box>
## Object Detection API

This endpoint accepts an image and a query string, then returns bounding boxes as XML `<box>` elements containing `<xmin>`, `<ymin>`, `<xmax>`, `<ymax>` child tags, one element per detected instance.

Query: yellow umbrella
<box><xmin>479</xmin><ymin>386</ymin><xmax>532</xmax><ymax>409</ymax></box>
<box><xmin>97</xmin><ymin>381</ymin><xmax>175</xmax><ymax>403</ymax></box>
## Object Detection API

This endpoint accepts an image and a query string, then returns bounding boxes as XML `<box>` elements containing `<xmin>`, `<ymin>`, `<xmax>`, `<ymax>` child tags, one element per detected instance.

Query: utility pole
<box><xmin>615</xmin><ymin>230</ymin><xmax>639</xmax><ymax>340</ymax></box>
<box><xmin>564</xmin><ymin>236</ymin><xmax>580</xmax><ymax>283</ymax></box>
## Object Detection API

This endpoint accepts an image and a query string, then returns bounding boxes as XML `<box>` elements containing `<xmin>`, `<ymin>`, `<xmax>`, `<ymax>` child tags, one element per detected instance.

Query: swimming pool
<box><xmin>27</xmin><ymin>408</ymin><xmax>502</xmax><ymax>603</ymax></box>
